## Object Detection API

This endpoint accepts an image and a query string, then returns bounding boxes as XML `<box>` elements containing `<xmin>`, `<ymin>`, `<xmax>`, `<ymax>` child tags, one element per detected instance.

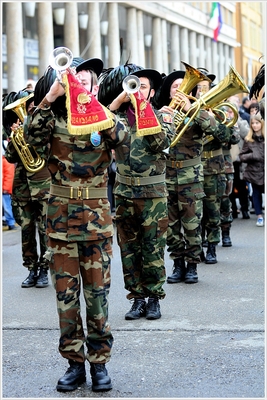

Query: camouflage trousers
<box><xmin>220</xmin><ymin>173</ymin><xmax>234</xmax><ymax>229</ymax></box>
<box><xmin>167</xmin><ymin>182</ymin><xmax>205</xmax><ymax>263</ymax></box>
<box><xmin>202</xmin><ymin>174</ymin><xmax>226</xmax><ymax>243</ymax></box>
<box><xmin>12</xmin><ymin>198</ymin><xmax>48</xmax><ymax>271</ymax></box>
<box><xmin>115</xmin><ymin>196</ymin><xmax>168</xmax><ymax>300</ymax></box>
<box><xmin>46</xmin><ymin>237</ymin><xmax>114</xmax><ymax>364</ymax></box>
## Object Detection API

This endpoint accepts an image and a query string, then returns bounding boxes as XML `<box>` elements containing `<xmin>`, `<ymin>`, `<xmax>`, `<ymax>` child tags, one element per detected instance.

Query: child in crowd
<box><xmin>239</xmin><ymin>114</ymin><xmax>265</xmax><ymax>226</ymax></box>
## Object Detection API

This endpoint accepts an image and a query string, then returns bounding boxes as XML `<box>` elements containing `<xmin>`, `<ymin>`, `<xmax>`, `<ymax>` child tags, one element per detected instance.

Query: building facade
<box><xmin>2</xmin><ymin>2</ymin><xmax>265</xmax><ymax>93</ymax></box>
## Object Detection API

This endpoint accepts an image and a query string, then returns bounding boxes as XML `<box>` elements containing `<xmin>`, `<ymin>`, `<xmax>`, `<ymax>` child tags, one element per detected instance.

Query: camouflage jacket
<box><xmin>202</xmin><ymin>121</ymin><xmax>232</xmax><ymax>176</ymax></box>
<box><xmin>166</xmin><ymin>109</ymin><xmax>217</xmax><ymax>186</ymax></box>
<box><xmin>5</xmin><ymin>121</ymin><xmax>51</xmax><ymax>202</ymax></box>
<box><xmin>113</xmin><ymin>109</ymin><xmax>175</xmax><ymax>198</ymax></box>
<box><xmin>27</xmin><ymin>104</ymin><xmax>127</xmax><ymax>242</ymax></box>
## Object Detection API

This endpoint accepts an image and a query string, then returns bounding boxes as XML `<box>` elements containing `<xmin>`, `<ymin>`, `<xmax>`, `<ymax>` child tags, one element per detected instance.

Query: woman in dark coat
<box><xmin>239</xmin><ymin>113</ymin><xmax>265</xmax><ymax>226</ymax></box>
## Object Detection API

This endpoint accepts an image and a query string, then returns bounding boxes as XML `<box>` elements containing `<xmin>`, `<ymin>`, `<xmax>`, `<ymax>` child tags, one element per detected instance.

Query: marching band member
<box><xmin>27</xmin><ymin>55</ymin><xmax>128</xmax><ymax>393</ymax></box>
<box><xmin>98</xmin><ymin>65</ymin><xmax>174</xmax><ymax>320</ymax></box>
<box><xmin>3</xmin><ymin>90</ymin><xmax>51</xmax><ymax>288</ymax></box>
<box><xmin>157</xmin><ymin>68</ymin><xmax>217</xmax><ymax>284</ymax></box>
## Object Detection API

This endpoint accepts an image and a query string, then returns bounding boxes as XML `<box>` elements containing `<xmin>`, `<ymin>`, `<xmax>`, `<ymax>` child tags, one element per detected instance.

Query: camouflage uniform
<box><xmin>5</xmin><ymin>120</ymin><xmax>50</xmax><ymax>274</ymax></box>
<box><xmin>201</xmin><ymin>123</ymin><xmax>231</xmax><ymax>262</ymax></box>
<box><xmin>27</xmin><ymin>102</ymin><xmax>127</xmax><ymax>364</ymax></box>
<box><xmin>113</xmin><ymin>109</ymin><xmax>174</xmax><ymax>300</ymax></box>
<box><xmin>166</xmin><ymin>109</ymin><xmax>217</xmax><ymax>278</ymax></box>
<box><xmin>220</xmin><ymin>125</ymin><xmax>240</xmax><ymax>245</ymax></box>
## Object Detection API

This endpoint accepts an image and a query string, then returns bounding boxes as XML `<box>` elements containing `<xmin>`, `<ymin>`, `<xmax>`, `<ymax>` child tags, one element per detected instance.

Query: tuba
<box><xmin>170</xmin><ymin>65</ymin><xmax>249</xmax><ymax>147</ymax></box>
<box><xmin>169</xmin><ymin>61</ymin><xmax>212</xmax><ymax>109</ymax></box>
<box><xmin>3</xmin><ymin>94</ymin><xmax>46</xmax><ymax>173</ymax></box>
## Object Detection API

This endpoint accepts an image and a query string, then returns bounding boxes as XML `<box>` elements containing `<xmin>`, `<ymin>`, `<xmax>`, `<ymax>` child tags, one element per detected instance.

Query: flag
<box><xmin>209</xmin><ymin>2</ymin><xmax>223</xmax><ymax>42</ymax></box>
<box><xmin>129</xmin><ymin>91</ymin><xmax>162</xmax><ymax>137</ymax></box>
<box><xmin>62</xmin><ymin>72</ymin><xmax>114</xmax><ymax>135</ymax></box>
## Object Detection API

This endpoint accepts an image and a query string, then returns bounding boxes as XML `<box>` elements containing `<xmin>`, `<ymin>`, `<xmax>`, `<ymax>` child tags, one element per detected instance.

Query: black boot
<box><xmin>125</xmin><ymin>298</ymin><xmax>146</xmax><ymax>320</ymax></box>
<box><xmin>167</xmin><ymin>258</ymin><xmax>185</xmax><ymax>283</ymax></box>
<box><xmin>90</xmin><ymin>363</ymin><xmax>112</xmax><ymax>392</ymax></box>
<box><xmin>35</xmin><ymin>267</ymin><xmax>49</xmax><ymax>288</ymax></box>
<box><xmin>200</xmin><ymin>249</ymin><xmax>206</xmax><ymax>262</ymax></box>
<box><xmin>184</xmin><ymin>263</ymin><xmax>198</xmax><ymax>283</ymax></box>
<box><xmin>205</xmin><ymin>243</ymin><xmax>217</xmax><ymax>264</ymax></box>
<box><xmin>221</xmin><ymin>228</ymin><xmax>232</xmax><ymax>247</ymax></box>
<box><xmin>21</xmin><ymin>269</ymin><xmax>38</xmax><ymax>288</ymax></box>
<box><xmin>146</xmin><ymin>296</ymin><xmax>161</xmax><ymax>320</ymax></box>
<box><xmin>56</xmin><ymin>360</ymin><xmax>86</xmax><ymax>392</ymax></box>
<box><xmin>242</xmin><ymin>210</ymin><xmax>250</xmax><ymax>219</ymax></box>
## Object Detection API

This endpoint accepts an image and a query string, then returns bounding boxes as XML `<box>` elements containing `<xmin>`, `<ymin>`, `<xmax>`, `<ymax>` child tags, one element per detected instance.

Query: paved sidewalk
<box><xmin>2</xmin><ymin>213</ymin><xmax>265</xmax><ymax>399</ymax></box>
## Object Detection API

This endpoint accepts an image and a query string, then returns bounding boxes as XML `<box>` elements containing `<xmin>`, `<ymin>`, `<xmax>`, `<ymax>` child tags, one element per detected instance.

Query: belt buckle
<box><xmin>172</xmin><ymin>160</ymin><xmax>182</xmax><ymax>168</ymax></box>
<box><xmin>75</xmin><ymin>187</ymin><xmax>83</xmax><ymax>200</ymax></box>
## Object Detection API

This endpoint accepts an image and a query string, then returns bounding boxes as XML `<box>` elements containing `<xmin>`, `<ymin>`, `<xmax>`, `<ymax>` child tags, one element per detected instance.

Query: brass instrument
<box><xmin>170</xmin><ymin>65</ymin><xmax>249</xmax><ymax>148</ymax></box>
<box><xmin>122</xmin><ymin>75</ymin><xmax>141</xmax><ymax>93</ymax></box>
<box><xmin>49</xmin><ymin>46</ymin><xmax>73</xmax><ymax>83</ymax></box>
<box><xmin>3</xmin><ymin>94</ymin><xmax>45</xmax><ymax>173</ymax></box>
<box><xmin>169</xmin><ymin>61</ymin><xmax>212</xmax><ymax>109</ymax></box>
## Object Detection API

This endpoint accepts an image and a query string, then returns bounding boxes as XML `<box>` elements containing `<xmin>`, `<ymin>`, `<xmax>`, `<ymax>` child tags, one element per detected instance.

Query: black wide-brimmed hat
<box><xmin>197</xmin><ymin>67</ymin><xmax>216</xmax><ymax>82</ymax></box>
<box><xmin>132</xmin><ymin>68</ymin><xmax>163</xmax><ymax>92</ymax></box>
<box><xmin>76</xmin><ymin>58</ymin><xmax>104</xmax><ymax>77</ymax></box>
<box><xmin>157</xmin><ymin>70</ymin><xmax>185</xmax><ymax>107</ymax></box>
<box><xmin>161</xmin><ymin>70</ymin><xmax>185</xmax><ymax>94</ymax></box>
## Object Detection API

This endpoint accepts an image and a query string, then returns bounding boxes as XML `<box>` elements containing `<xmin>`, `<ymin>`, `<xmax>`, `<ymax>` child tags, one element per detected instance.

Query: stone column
<box><xmin>152</xmin><ymin>17</ymin><xmax>162</xmax><ymax>72</ymax></box>
<box><xmin>197</xmin><ymin>34</ymin><xmax>205</xmax><ymax>68</ymax></box>
<box><xmin>85</xmin><ymin>3</ymin><xmax>101</xmax><ymax>59</ymax></box>
<box><xmin>189</xmin><ymin>31</ymin><xmax>197</xmax><ymax>67</ymax></box>
<box><xmin>229</xmin><ymin>46</ymin><xmax>235</xmax><ymax>68</ymax></box>
<box><xmin>161</xmin><ymin>19</ymin><xmax>168</xmax><ymax>74</ymax></box>
<box><xmin>64</xmin><ymin>3</ymin><xmax>80</xmax><ymax>56</ymax></box>
<box><xmin>180</xmin><ymin>28</ymin><xmax>189</xmax><ymax>68</ymax></box>
<box><xmin>224</xmin><ymin>44</ymin><xmax>230</xmax><ymax>75</ymax></box>
<box><xmin>126</xmin><ymin>8</ymin><xmax>139</xmax><ymax>64</ymax></box>
<box><xmin>38</xmin><ymin>3</ymin><xmax>54</xmax><ymax>77</ymax></box>
<box><xmin>218</xmin><ymin>42</ymin><xmax>224</xmax><ymax>81</ymax></box>
<box><xmin>170</xmin><ymin>24</ymin><xmax>180</xmax><ymax>71</ymax></box>
<box><xmin>107</xmin><ymin>3</ymin><xmax>120</xmax><ymax>67</ymax></box>
<box><xmin>205</xmin><ymin>37</ymin><xmax>212</xmax><ymax>76</ymax></box>
<box><xmin>137</xmin><ymin>10</ymin><xmax>145</xmax><ymax>67</ymax></box>
<box><xmin>6</xmin><ymin>3</ymin><xmax>24</xmax><ymax>91</ymax></box>
<box><xmin>211</xmin><ymin>40</ymin><xmax>218</xmax><ymax>79</ymax></box>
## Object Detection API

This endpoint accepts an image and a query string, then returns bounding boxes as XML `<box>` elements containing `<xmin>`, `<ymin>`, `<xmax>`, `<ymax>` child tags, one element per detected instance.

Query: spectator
<box><xmin>248</xmin><ymin>102</ymin><xmax>260</xmax><ymax>116</ymax></box>
<box><xmin>239</xmin><ymin>96</ymin><xmax>251</xmax><ymax>124</ymax></box>
<box><xmin>2</xmin><ymin>140</ymin><xmax>17</xmax><ymax>230</ymax></box>
<box><xmin>239</xmin><ymin>114</ymin><xmax>265</xmax><ymax>226</ymax></box>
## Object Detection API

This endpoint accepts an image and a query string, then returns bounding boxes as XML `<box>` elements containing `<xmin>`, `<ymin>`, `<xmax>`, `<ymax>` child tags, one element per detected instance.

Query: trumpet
<box><xmin>3</xmin><ymin>95</ymin><xmax>45</xmax><ymax>173</ymax></box>
<box><xmin>170</xmin><ymin>65</ymin><xmax>249</xmax><ymax>148</ymax></box>
<box><xmin>122</xmin><ymin>75</ymin><xmax>141</xmax><ymax>94</ymax></box>
<box><xmin>49</xmin><ymin>46</ymin><xmax>73</xmax><ymax>83</ymax></box>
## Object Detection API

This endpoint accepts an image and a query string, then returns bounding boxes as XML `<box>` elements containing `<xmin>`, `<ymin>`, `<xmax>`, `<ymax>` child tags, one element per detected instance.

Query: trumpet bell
<box><xmin>122</xmin><ymin>75</ymin><xmax>141</xmax><ymax>94</ymax></box>
<box><xmin>49</xmin><ymin>47</ymin><xmax>73</xmax><ymax>71</ymax></box>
